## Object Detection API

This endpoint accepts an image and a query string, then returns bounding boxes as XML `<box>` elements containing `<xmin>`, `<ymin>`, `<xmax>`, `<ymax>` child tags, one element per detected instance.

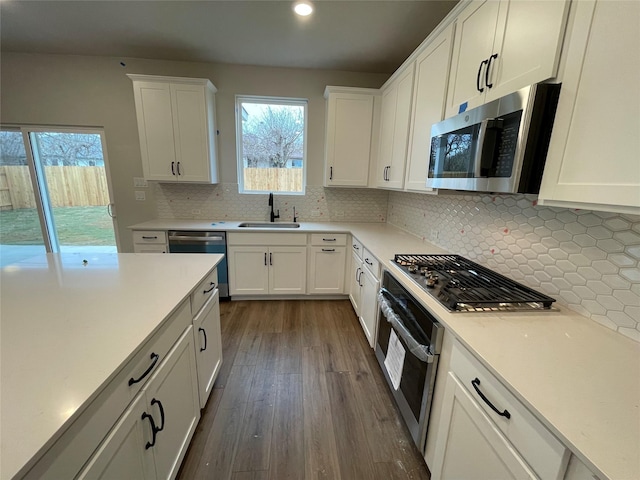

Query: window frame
<box><xmin>235</xmin><ymin>95</ymin><xmax>308</xmax><ymax>195</ymax></box>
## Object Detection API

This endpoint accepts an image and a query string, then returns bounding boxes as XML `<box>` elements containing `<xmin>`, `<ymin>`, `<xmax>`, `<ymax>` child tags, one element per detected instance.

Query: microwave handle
<box><xmin>473</xmin><ymin>119</ymin><xmax>490</xmax><ymax>178</ymax></box>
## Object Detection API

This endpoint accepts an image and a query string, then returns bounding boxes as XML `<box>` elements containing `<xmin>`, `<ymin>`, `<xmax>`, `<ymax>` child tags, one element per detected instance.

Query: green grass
<box><xmin>0</xmin><ymin>206</ymin><xmax>116</xmax><ymax>246</ymax></box>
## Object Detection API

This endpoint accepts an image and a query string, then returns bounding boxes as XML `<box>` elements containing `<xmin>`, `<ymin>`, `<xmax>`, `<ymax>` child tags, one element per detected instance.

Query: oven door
<box><xmin>375</xmin><ymin>272</ymin><xmax>443</xmax><ymax>452</ymax></box>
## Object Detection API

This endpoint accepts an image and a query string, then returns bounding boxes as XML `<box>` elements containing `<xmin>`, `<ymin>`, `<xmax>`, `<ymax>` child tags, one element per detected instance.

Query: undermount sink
<box><xmin>238</xmin><ymin>222</ymin><xmax>301</xmax><ymax>228</ymax></box>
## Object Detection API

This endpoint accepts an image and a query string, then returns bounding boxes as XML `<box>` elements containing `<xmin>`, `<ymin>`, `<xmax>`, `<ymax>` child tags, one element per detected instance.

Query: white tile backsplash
<box><xmin>387</xmin><ymin>191</ymin><xmax>640</xmax><ymax>342</ymax></box>
<box><xmin>154</xmin><ymin>183</ymin><xmax>389</xmax><ymax>223</ymax></box>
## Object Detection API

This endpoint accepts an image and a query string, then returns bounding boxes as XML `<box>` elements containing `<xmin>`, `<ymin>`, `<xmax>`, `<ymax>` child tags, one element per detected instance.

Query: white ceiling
<box><xmin>0</xmin><ymin>0</ymin><xmax>458</xmax><ymax>74</ymax></box>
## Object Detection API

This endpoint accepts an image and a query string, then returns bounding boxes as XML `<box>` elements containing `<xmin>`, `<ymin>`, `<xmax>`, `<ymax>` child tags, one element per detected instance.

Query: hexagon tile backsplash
<box><xmin>387</xmin><ymin>191</ymin><xmax>640</xmax><ymax>342</ymax></box>
<box><xmin>154</xmin><ymin>183</ymin><xmax>389</xmax><ymax>223</ymax></box>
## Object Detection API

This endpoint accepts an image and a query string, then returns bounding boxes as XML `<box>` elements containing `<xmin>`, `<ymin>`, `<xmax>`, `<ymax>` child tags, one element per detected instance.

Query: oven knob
<box><xmin>426</xmin><ymin>275</ymin><xmax>439</xmax><ymax>288</ymax></box>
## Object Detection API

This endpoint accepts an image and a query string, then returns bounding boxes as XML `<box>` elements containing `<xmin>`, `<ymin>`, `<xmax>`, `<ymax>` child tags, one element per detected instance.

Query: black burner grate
<box><xmin>394</xmin><ymin>254</ymin><xmax>556</xmax><ymax>311</ymax></box>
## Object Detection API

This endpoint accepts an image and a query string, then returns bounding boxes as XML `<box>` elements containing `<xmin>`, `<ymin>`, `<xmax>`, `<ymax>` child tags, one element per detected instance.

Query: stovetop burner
<box><xmin>394</xmin><ymin>254</ymin><xmax>556</xmax><ymax>312</ymax></box>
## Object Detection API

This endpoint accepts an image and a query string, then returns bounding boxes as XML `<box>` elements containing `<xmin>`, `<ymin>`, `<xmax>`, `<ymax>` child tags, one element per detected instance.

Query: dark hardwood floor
<box><xmin>178</xmin><ymin>300</ymin><xmax>430</xmax><ymax>480</ymax></box>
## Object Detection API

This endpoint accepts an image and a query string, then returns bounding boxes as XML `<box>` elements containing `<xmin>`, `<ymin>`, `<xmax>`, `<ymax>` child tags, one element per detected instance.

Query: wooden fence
<box><xmin>243</xmin><ymin>167</ymin><xmax>303</xmax><ymax>192</ymax></box>
<box><xmin>0</xmin><ymin>166</ymin><xmax>110</xmax><ymax>210</ymax></box>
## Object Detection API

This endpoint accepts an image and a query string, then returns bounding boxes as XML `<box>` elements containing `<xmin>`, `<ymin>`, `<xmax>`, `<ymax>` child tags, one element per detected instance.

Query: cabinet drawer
<box><xmin>351</xmin><ymin>237</ymin><xmax>363</xmax><ymax>259</ymax></box>
<box><xmin>310</xmin><ymin>233</ymin><xmax>347</xmax><ymax>246</ymax></box>
<box><xmin>132</xmin><ymin>230</ymin><xmax>167</xmax><ymax>244</ymax></box>
<box><xmin>362</xmin><ymin>248</ymin><xmax>379</xmax><ymax>279</ymax></box>
<box><xmin>450</xmin><ymin>341</ymin><xmax>569</xmax><ymax>480</ymax></box>
<box><xmin>191</xmin><ymin>268</ymin><xmax>218</xmax><ymax>316</ymax></box>
<box><xmin>228</xmin><ymin>232</ymin><xmax>307</xmax><ymax>246</ymax></box>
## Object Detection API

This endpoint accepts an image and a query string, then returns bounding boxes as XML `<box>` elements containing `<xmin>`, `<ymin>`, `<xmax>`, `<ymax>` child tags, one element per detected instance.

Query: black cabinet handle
<box><xmin>355</xmin><ymin>267</ymin><xmax>361</xmax><ymax>282</ymax></box>
<box><xmin>176</xmin><ymin>161</ymin><xmax>181</xmax><ymax>175</ymax></box>
<box><xmin>322</xmin><ymin>238</ymin><xmax>336</xmax><ymax>242</ymax></box>
<box><xmin>322</xmin><ymin>248</ymin><xmax>336</xmax><ymax>252</ymax></box>
<box><xmin>142</xmin><ymin>412</ymin><xmax>158</xmax><ymax>449</ymax></box>
<box><xmin>269</xmin><ymin>252</ymin><xmax>273</xmax><ymax>265</ymax></box>
<box><xmin>171</xmin><ymin>161</ymin><xmax>175</xmax><ymax>175</ymax></box>
<box><xmin>357</xmin><ymin>270</ymin><xmax>364</xmax><ymax>287</ymax></box>
<box><xmin>365</xmin><ymin>258</ymin><xmax>373</xmax><ymax>266</ymax></box>
<box><xmin>199</xmin><ymin>327</ymin><xmax>208</xmax><ymax>351</ymax></box>
<box><xmin>141</xmin><ymin>236</ymin><xmax>158</xmax><ymax>240</ymax></box>
<box><xmin>353</xmin><ymin>244</ymin><xmax>359</xmax><ymax>250</ymax></box>
<box><xmin>477</xmin><ymin>59</ymin><xmax>488</xmax><ymax>93</ymax></box>
<box><xmin>471</xmin><ymin>378</ymin><xmax>511</xmax><ymax>419</ymax></box>
<box><xmin>203</xmin><ymin>282</ymin><xmax>216</xmax><ymax>294</ymax></box>
<box><xmin>151</xmin><ymin>398</ymin><xmax>165</xmax><ymax>431</ymax></box>
<box><xmin>128</xmin><ymin>352</ymin><xmax>159</xmax><ymax>386</ymax></box>
<box><xmin>264</xmin><ymin>252</ymin><xmax>267</xmax><ymax>265</ymax></box>
<box><xmin>486</xmin><ymin>54</ymin><xmax>498</xmax><ymax>89</ymax></box>
<box><xmin>330</xmin><ymin>166</ymin><xmax>333</xmax><ymax>180</ymax></box>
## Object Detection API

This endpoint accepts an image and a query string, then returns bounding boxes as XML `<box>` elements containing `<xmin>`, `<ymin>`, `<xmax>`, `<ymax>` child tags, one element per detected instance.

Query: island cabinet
<box><xmin>538</xmin><ymin>0</ymin><xmax>640</xmax><ymax>215</ymax></box>
<box><xmin>323</xmin><ymin>87</ymin><xmax>378</xmax><ymax>187</ymax></box>
<box><xmin>376</xmin><ymin>64</ymin><xmax>415</xmax><ymax>190</ymax></box>
<box><xmin>404</xmin><ymin>23</ymin><xmax>455</xmax><ymax>192</ymax></box>
<box><xmin>431</xmin><ymin>340</ymin><xmax>569</xmax><ymax>480</ymax></box>
<box><xmin>227</xmin><ymin>233</ymin><xmax>307</xmax><ymax>295</ymax></box>
<box><xmin>128</xmin><ymin>74</ymin><xmax>219</xmax><ymax>184</ymax></box>
<box><xmin>445</xmin><ymin>0</ymin><xmax>569</xmax><ymax>118</ymax></box>
<box><xmin>78</xmin><ymin>325</ymin><xmax>200</xmax><ymax>480</ymax></box>
<box><xmin>307</xmin><ymin>234</ymin><xmax>347</xmax><ymax>294</ymax></box>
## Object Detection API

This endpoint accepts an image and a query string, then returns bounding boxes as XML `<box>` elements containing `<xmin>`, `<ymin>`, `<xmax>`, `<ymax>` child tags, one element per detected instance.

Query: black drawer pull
<box><xmin>323</xmin><ymin>238</ymin><xmax>336</xmax><ymax>242</ymax></box>
<box><xmin>322</xmin><ymin>248</ymin><xmax>336</xmax><ymax>252</ymax></box>
<box><xmin>142</xmin><ymin>412</ymin><xmax>158</xmax><ymax>449</ymax></box>
<box><xmin>141</xmin><ymin>236</ymin><xmax>158</xmax><ymax>240</ymax></box>
<box><xmin>471</xmin><ymin>378</ymin><xmax>511</xmax><ymax>419</ymax></box>
<box><xmin>365</xmin><ymin>258</ymin><xmax>373</xmax><ymax>265</ymax></box>
<box><xmin>151</xmin><ymin>398</ymin><xmax>165</xmax><ymax>431</ymax></box>
<box><xmin>128</xmin><ymin>352</ymin><xmax>159</xmax><ymax>386</ymax></box>
<box><xmin>199</xmin><ymin>327</ymin><xmax>208</xmax><ymax>351</ymax></box>
<box><xmin>203</xmin><ymin>282</ymin><xmax>216</xmax><ymax>294</ymax></box>
<box><xmin>353</xmin><ymin>244</ymin><xmax>359</xmax><ymax>250</ymax></box>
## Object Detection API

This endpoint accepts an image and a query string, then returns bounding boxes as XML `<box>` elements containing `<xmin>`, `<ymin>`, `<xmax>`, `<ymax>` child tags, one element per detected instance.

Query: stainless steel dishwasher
<box><xmin>168</xmin><ymin>231</ymin><xmax>229</xmax><ymax>298</ymax></box>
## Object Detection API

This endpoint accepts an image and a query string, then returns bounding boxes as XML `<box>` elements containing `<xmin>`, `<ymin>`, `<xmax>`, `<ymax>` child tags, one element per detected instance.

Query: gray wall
<box><xmin>0</xmin><ymin>52</ymin><xmax>388</xmax><ymax>251</ymax></box>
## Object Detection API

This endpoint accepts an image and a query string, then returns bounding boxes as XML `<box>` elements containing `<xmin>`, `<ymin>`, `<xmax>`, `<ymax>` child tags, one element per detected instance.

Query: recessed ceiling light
<box><xmin>293</xmin><ymin>1</ymin><xmax>313</xmax><ymax>16</ymax></box>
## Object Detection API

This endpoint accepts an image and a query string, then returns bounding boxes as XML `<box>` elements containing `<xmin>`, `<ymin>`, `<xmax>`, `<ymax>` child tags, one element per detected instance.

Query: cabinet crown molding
<box><xmin>126</xmin><ymin>74</ymin><xmax>217</xmax><ymax>93</ymax></box>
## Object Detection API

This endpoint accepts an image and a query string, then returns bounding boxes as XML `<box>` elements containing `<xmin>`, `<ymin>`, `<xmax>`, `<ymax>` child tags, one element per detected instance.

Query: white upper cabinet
<box><xmin>538</xmin><ymin>0</ymin><xmax>640</xmax><ymax>215</ymax></box>
<box><xmin>376</xmin><ymin>64</ymin><xmax>415</xmax><ymax>190</ymax></box>
<box><xmin>404</xmin><ymin>23</ymin><xmax>455</xmax><ymax>192</ymax></box>
<box><xmin>324</xmin><ymin>87</ymin><xmax>378</xmax><ymax>187</ymax></box>
<box><xmin>129</xmin><ymin>75</ymin><xmax>219</xmax><ymax>183</ymax></box>
<box><xmin>445</xmin><ymin>0</ymin><xmax>569</xmax><ymax>118</ymax></box>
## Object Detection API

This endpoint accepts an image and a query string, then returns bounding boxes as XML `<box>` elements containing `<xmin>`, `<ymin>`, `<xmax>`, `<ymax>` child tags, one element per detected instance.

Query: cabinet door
<box><xmin>405</xmin><ymin>24</ymin><xmax>454</xmax><ymax>192</ymax></box>
<box><xmin>268</xmin><ymin>246</ymin><xmax>307</xmax><ymax>294</ymax></box>
<box><xmin>77</xmin><ymin>394</ymin><xmax>156</xmax><ymax>480</ymax></box>
<box><xmin>132</xmin><ymin>81</ymin><xmax>177</xmax><ymax>181</ymax></box>
<box><xmin>359</xmin><ymin>266</ymin><xmax>379</xmax><ymax>348</ymax></box>
<box><xmin>431</xmin><ymin>373</ymin><xmax>536</xmax><ymax>480</ymax></box>
<box><xmin>228</xmin><ymin>246</ymin><xmax>269</xmax><ymax>295</ymax></box>
<box><xmin>446</xmin><ymin>0</ymin><xmax>500</xmax><ymax>117</ymax></box>
<box><xmin>307</xmin><ymin>246</ymin><xmax>346</xmax><ymax>294</ymax></box>
<box><xmin>349</xmin><ymin>252</ymin><xmax>363</xmax><ymax>316</ymax></box>
<box><xmin>144</xmin><ymin>326</ymin><xmax>200</xmax><ymax>480</ymax></box>
<box><xmin>192</xmin><ymin>290</ymin><xmax>222</xmax><ymax>408</ymax></box>
<box><xmin>486</xmin><ymin>0</ymin><xmax>568</xmax><ymax>102</ymax></box>
<box><xmin>170</xmin><ymin>83</ymin><xmax>212</xmax><ymax>183</ymax></box>
<box><xmin>133</xmin><ymin>245</ymin><xmax>168</xmax><ymax>254</ymax></box>
<box><xmin>377</xmin><ymin>84</ymin><xmax>398</xmax><ymax>186</ymax></box>
<box><xmin>325</xmin><ymin>92</ymin><xmax>374</xmax><ymax>187</ymax></box>
<box><xmin>386</xmin><ymin>65</ymin><xmax>414</xmax><ymax>189</ymax></box>
<box><xmin>539</xmin><ymin>0</ymin><xmax>640</xmax><ymax>214</ymax></box>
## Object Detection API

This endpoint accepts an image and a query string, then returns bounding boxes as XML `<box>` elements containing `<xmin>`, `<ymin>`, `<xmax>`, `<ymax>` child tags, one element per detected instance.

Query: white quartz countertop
<box><xmin>128</xmin><ymin>219</ymin><xmax>640</xmax><ymax>480</ymax></box>
<box><xmin>0</xmin><ymin>252</ymin><xmax>223</xmax><ymax>480</ymax></box>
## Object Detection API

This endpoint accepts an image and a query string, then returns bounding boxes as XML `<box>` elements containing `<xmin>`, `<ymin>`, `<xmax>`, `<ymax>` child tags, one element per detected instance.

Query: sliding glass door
<box><xmin>0</xmin><ymin>127</ymin><xmax>119</xmax><ymax>266</ymax></box>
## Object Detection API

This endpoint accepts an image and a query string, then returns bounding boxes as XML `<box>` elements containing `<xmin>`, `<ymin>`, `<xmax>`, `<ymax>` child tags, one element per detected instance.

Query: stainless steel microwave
<box><xmin>427</xmin><ymin>83</ymin><xmax>561</xmax><ymax>194</ymax></box>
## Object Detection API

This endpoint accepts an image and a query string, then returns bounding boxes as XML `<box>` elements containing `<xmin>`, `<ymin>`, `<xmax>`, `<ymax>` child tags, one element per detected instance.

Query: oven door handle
<box><xmin>378</xmin><ymin>290</ymin><xmax>434</xmax><ymax>363</ymax></box>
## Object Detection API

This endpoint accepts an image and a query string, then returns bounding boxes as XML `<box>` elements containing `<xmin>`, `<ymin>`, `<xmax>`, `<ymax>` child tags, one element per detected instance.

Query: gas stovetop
<box><xmin>394</xmin><ymin>254</ymin><xmax>556</xmax><ymax>312</ymax></box>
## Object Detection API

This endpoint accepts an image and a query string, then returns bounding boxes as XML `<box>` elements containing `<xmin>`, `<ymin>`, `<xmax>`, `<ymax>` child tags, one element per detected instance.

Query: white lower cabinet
<box><xmin>79</xmin><ymin>326</ymin><xmax>200</xmax><ymax>480</ymax></box>
<box><xmin>349</xmin><ymin>249</ymin><xmax>363</xmax><ymax>315</ymax></box>
<box><xmin>132</xmin><ymin>230</ymin><xmax>168</xmax><ymax>254</ymax></box>
<box><xmin>359</xmin><ymin>265</ymin><xmax>379</xmax><ymax>348</ymax></box>
<box><xmin>307</xmin><ymin>246</ymin><xmax>346</xmax><ymax>294</ymax></box>
<box><xmin>228</xmin><ymin>245</ymin><xmax>306</xmax><ymax>295</ymax></box>
<box><xmin>192</xmin><ymin>290</ymin><xmax>222</xmax><ymax>408</ymax></box>
<box><xmin>431</xmin><ymin>341</ymin><xmax>569</xmax><ymax>480</ymax></box>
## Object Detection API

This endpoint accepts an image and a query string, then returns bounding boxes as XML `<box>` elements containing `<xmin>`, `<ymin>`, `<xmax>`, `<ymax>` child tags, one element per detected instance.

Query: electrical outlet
<box><xmin>191</xmin><ymin>209</ymin><xmax>201</xmax><ymax>215</ymax></box>
<box><xmin>133</xmin><ymin>177</ymin><xmax>148</xmax><ymax>187</ymax></box>
<box><xmin>134</xmin><ymin>191</ymin><xmax>146</xmax><ymax>201</ymax></box>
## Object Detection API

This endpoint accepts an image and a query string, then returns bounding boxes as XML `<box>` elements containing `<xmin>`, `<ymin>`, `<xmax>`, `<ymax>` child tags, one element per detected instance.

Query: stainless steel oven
<box><xmin>375</xmin><ymin>271</ymin><xmax>444</xmax><ymax>453</ymax></box>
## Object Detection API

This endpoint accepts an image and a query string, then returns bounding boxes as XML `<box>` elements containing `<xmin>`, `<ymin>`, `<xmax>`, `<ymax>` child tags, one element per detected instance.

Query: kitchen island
<box><xmin>0</xmin><ymin>252</ymin><xmax>223</xmax><ymax>480</ymax></box>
